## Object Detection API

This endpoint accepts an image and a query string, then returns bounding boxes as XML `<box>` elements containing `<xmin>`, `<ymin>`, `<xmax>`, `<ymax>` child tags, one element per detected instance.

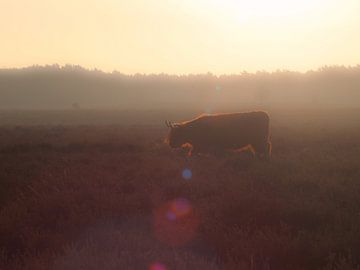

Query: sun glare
<box><xmin>187</xmin><ymin>0</ymin><xmax>325</xmax><ymax>23</ymax></box>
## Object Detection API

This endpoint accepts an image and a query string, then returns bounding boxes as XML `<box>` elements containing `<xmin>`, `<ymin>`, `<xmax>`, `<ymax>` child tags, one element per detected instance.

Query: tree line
<box><xmin>0</xmin><ymin>64</ymin><xmax>359</xmax><ymax>110</ymax></box>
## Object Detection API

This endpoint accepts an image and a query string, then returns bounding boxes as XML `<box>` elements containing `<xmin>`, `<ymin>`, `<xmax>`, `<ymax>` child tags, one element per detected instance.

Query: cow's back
<box><xmin>189</xmin><ymin>111</ymin><xmax>270</xmax><ymax>149</ymax></box>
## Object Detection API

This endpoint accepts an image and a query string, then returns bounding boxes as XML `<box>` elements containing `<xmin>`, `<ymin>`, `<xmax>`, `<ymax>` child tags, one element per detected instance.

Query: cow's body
<box><xmin>166</xmin><ymin>111</ymin><xmax>271</xmax><ymax>158</ymax></box>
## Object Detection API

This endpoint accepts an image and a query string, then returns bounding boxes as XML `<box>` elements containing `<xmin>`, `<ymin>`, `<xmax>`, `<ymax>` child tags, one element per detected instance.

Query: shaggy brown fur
<box><xmin>166</xmin><ymin>111</ymin><xmax>271</xmax><ymax>159</ymax></box>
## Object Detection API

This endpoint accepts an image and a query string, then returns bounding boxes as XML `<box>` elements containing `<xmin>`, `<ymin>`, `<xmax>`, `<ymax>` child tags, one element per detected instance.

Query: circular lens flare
<box><xmin>149</xmin><ymin>262</ymin><xmax>167</xmax><ymax>270</ymax></box>
<box><xmin>166</xmin><ymin>211</ymin><xmax>176</xmax><ymax>221</ymax></box>
<box><xmin>182</xmin><ymin>169</ymin><xmax>192</xmax><ymax>180</ymax></box>
<box><xmin>153</xmin><ymin>198</ymin><xmax>199</xmax><ymax>247</ymax></box>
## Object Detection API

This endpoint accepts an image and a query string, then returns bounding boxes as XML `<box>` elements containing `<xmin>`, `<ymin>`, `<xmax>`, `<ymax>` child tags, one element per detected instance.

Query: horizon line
<box><xmin>1</xmin><ymin>63</ymin><xmax>360</xmax><ymax>77</ymax></box>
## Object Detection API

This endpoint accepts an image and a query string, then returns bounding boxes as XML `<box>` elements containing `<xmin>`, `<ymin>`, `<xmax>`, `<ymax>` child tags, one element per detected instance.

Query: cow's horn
<box><xmin>165</xmin><ymin>120</ymin><xmax>172</xmax><ymax>128</ymax></box>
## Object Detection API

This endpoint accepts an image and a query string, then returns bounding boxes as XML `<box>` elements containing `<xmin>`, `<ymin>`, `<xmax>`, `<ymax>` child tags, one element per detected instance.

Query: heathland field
<box><xmin>1</xmin><ymin>109</ymin><xmax>360</xmax><ymax>270</ymax></box>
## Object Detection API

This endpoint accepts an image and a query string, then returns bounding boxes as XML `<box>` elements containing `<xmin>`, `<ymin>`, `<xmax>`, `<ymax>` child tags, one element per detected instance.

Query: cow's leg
<box><xmin>252</xmin><ymin>142</ymin><xmax>270</xmax><ymax>160</ymax></box>
<box><xmin>188</xmin><ymin>144</ymin><xmax>200</xmax><ymax>157</ymax></box>
<box><xmin>265</xmin><ymin>141</ymin><xmax>272</xmax><ymax>160</ymax></box>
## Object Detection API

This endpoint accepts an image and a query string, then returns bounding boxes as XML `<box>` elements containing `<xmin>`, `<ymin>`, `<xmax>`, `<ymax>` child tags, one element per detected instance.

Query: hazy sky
<box><xmin>1</xmin><ymin>0</ymin><xmax>360</xmax><ymax>74</ymax></box>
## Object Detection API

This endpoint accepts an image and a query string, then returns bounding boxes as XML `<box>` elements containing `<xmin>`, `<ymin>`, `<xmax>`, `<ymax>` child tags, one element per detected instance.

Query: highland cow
<box><xmin>165</xmin><ymin>111</ymin><xmax>271</xmax><ymax>159</ymax></box>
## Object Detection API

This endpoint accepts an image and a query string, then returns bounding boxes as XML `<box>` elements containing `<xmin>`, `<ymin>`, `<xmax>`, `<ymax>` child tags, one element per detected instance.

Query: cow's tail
<box><xmin>266</xmin><ymin>141</ymin><xmax>272</xmax><ymax>159</ymax></box>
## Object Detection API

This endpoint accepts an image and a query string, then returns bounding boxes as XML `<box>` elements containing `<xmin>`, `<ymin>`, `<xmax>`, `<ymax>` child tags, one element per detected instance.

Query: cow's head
<box><xmin>165</xmin><ymin>120</ymin><xmax>185</xmax><ymax>148</ymax></box>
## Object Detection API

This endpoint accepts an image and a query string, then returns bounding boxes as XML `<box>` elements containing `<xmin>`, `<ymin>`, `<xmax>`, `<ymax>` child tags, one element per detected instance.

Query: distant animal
<box><xmin>165</xmin><ymin>111</ymin><xmax>271</xmax><ymax>159</ymax></box>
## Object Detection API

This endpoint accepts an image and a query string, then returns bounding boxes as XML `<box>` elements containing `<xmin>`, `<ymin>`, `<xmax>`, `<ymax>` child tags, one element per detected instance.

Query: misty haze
<box><xmin>1</xmin><ymin>0</ymin><xmax>360</xmax><ymax>270</ymax></box>
<box><xmin>1</xmin><ymin>65</ymin><xmax>360</xmax><ymax>111</ymax></box>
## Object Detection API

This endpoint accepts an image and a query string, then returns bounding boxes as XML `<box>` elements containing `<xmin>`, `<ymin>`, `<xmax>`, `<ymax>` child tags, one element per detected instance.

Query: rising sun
<box><xmin>186</xmin><ymin>0</ymin><xmax>325</xmax><ymax>23</ymax></box>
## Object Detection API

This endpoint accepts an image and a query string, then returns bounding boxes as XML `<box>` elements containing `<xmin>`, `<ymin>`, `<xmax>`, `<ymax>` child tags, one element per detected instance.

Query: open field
<box><xmin>1</xmin><ymin>109</ymin><xmax>360</xmax><ymax>269</ymax></box>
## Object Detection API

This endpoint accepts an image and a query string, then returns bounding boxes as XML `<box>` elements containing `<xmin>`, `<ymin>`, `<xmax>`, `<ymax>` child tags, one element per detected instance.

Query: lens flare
<box><xmin>149</xmin><ymin>262</ymin><xmax>167</xmax><ymax>270</ymax></box>
<box><xmin>165</xmin><ymin>198</ymin><xmax>192</xmax><ymax>221</ymax></box>
<box><xmin>171</xmin><ymin>198</ymin><xmax>191</xmax><ymax>218</ymax></box>
<box><xmin>182</xmin><ymin>168</ymin><xmax>192</xmax><ymax>180</ymax></box>
<box><xmin>153</xmin><ymin>198</ymin><xmax>199</xmax><ymax>247</ymax></box>
<box><xmin>166</xmin><ymin>211</ymin><xmax>176</xmax><ymax>221</ymax></box>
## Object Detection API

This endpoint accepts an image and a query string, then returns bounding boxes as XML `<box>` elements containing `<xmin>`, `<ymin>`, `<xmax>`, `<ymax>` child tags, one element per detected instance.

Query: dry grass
<box><xmin>0</xmin><ymin>109</ymin><xmax>360</xmax><ymax>270</ymax></box>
